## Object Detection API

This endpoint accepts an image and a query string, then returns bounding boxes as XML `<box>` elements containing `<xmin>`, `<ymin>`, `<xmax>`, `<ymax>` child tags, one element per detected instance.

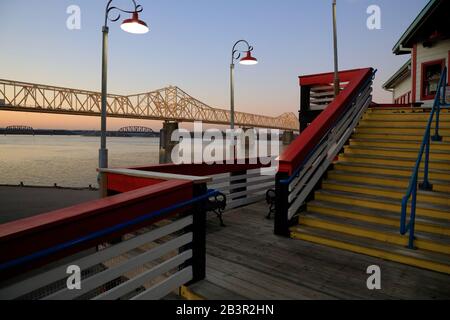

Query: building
<box><xmin>383</xmin><ymin>0</ymin><xmax>450</xmax><ymax>106</ymax></box>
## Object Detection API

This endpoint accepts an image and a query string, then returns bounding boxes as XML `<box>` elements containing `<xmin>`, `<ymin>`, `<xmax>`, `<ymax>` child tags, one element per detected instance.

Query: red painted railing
<box><xmin>0</xmin><ymin>180</ymin><xmax>193</xmax><ymax>279</ymax></box>
<box><xmin>279</xmin><ymin>68</ymin><xmax>373</xmax><ymax>176</ymax></box>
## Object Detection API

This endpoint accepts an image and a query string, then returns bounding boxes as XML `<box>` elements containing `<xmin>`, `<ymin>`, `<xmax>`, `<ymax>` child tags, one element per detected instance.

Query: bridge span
<box><xmin>0</xmin><ymin>79</ymin><xmax>298</xmax><ymax>131</ymax></box>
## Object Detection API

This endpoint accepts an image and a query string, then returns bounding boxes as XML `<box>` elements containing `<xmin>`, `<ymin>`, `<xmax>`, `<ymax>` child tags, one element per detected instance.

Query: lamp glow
<box><xmin>121</xmin><ymin>12</ymin><xmax>149</xmax><ymax>34</ymax></box>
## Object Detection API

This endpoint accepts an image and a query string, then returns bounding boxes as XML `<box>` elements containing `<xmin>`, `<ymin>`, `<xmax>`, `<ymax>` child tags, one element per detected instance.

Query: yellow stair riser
<box><xmin>300</xmin><ymin>218</ymin><xmax>450</xmax><ymax>255</ymax></box>
<box><xmin>364</xmin><ymin>114</ymin><xmax>450</xmax><ymax>122</ymax></box>
<box><xmin>349</xmin><ymin>140</ymin><xmax>450</xmax><ymax>152</ymax></box>
<box><xmin>356</xmin><ymin>127</ymin><xmax>450</xmax><ymax>136</ymax></box>
<box><xmin>327</xmin><ymin>172</ymin><xmax>450</xmax><ymax>193</ymax></box>
<box><xmin>352</xmin><ymin>133</ymin><xmax>449</xmax><ymax>142</ymax></box>
<box><xmin>314</xmin><ymin>192</ymin><xmax>450</xmax><ymax>221</ymax></box>
<box><xmin>339</xmin><ymin>155</ymin><xmax>450</xmax><ymax>171</ymax></box>
<box><xmin>322</xmin><ymin>182</ymin><xmax>450</xmax><ymax>206</ymax></box>
<box><xmin>368</xmin><ymin>108</ymin><xmax>450</xmax><ymax>114</ymax></box>
<box><xmin>359</xmin><ymin>120</ymin><xmax>450</xmax><ymax>128</ymax></box>
<box><xmin>291</xmin><ymin>232</ymin><xmax>450</xmax><ymax>274</ymax></box>
<box><xmin>333</xmin><ymin>163</ymin><xmax>450</xmax><ymax>181</ymax></box>
<box><xmin>308</xmin><ymin>205</ymin><xmax>450</xmax><ymax>237</ymax></box>
<box><xmin>344</xmin><ymin>146</ymin><xmax>450</xmax><ymax>161</ymax></box>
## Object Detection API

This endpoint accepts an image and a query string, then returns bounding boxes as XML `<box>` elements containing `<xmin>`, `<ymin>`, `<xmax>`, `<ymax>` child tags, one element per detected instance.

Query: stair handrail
<box><xmin>400</xmin><ymin>67</ymin><xmax>448</xmax><ymax>249</ymax></box>
<box><xmin>274</xmin><ymin>68</ymin><xmax>376</xmax><ymax>236</ymax></box>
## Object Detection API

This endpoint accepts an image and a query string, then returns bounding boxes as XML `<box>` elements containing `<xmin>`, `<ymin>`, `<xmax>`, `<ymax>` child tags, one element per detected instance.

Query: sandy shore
<box><xmin>0</xmin><ymin>186</ymin><xmax>99</xmax><ymax>224</ymax></box>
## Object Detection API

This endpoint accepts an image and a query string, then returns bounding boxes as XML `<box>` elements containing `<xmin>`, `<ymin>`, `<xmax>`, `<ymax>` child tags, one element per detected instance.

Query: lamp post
<box><xmin>99</xmin><ymin>0</ymin><xmax>148</xmax><ymax>197</ymax></box>
<box><xmin>230</xmin><ymin>40</ymin><xmax>258</xmax><ymax>130</ymax></box>
<box><xmin>332</xmin><ymin>0</ymin><xmax>340</xmax><ymax>97</ymax></box>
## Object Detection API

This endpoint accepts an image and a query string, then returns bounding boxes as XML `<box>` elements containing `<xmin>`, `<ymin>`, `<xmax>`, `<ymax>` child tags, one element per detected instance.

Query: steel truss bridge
<box><xmin>0</xmin><ymin>79</ymin><xmax>299</xmax><ymax>131</ymax></box>
<box><xmin>118</xmin><ymin>126</ymin><xmax>154</xmax><ymax>134</ymax></box>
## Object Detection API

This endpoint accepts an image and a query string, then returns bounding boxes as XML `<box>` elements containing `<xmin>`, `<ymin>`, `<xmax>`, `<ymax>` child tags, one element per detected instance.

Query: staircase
<box><xmin>291</xmin><ymin>106</ymin><xmax>450</xmax><ymax>274</ymax></box>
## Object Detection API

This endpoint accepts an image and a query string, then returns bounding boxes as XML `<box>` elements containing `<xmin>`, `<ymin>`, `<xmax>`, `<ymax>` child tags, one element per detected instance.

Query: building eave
<box><xmin>383</xmin><ymin>59</ymin><xmax>411</xmax><ymax>90</ymax></box>
<box><xmin>392</xmin><ymin>0</ymin><xmax>440</xmax><ymax>55</ymax></box>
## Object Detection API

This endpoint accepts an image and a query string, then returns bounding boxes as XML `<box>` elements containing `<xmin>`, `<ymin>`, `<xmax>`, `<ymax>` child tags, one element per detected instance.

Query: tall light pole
<box><xmin>99</xmin><ymin>0</ymin><xmax>148</xmax><ymax>197</ymax></box>
<box><xmin>230</xmin><ymin>40</ymin><xmax>258</xmax><ymax>130</ymax></box>
<box><xmin>332</xmin><ymin>0</ymin><xmax>340</xmax><ymax>97</ymax></box>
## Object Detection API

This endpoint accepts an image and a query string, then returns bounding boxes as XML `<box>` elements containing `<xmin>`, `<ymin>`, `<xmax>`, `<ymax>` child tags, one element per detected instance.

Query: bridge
<box><xmin>3</xmin><ymin>125</ymin><xmax>35</xmax><ymax>135</ymax></box>
<box><xmin>118</xmin><ymin>126</ymin><xmax>155</xmax><ymax>134</ymax></box>
<box><xmin>0</xmin><ymin>79</ymin><xmax>299</xmax><ymax>131</ymax></box>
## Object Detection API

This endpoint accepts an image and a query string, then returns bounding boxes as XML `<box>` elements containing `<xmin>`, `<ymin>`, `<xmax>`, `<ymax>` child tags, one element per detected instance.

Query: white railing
<box><xmin>285</xmin><ymin>79</ymin><xmax>373</xmax><ymax>219</ymax></box>
<box><xmin>310</xmin><ymin>82</ymin><xmax>349</xmax><ymax>111</ymax></box>
<box><xmin>0</xmin><ymin>216</ymin><xmax>195</xmax><ymax>300</ymax></box>
<box><xmin>208</xmin><ymin>168</ymin><xmax>276</xmax><ymax>211</ymax></box>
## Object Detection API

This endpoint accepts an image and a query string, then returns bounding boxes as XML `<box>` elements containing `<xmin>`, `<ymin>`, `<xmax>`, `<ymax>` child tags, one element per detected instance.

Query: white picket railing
<box><xmin>286</xmin><ymin>79</ymin><xmax>373</xmax><ymax>219</ymax></box>
<box><xmin>208</xmin><ymin>168</ymin><xmax>276</xmax><ymax>211</ymax></box>
<box><xmin>0</xmin><ymin>216</ymin><xmax>194</xmax><ymax>300</ymax></box>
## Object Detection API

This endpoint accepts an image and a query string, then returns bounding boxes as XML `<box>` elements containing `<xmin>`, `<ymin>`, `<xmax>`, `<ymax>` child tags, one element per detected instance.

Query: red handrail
<box><xmin>279</xmin><ymin>68</ymin><xmax>373</xmax><ymax>175</ymax></box>
<box><xmin>0</xmin><ymin>180</ymin><xmax>192</xmax><ymax>279</ymax></box>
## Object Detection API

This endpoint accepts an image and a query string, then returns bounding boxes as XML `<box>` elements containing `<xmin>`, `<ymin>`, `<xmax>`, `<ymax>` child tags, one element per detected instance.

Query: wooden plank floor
<box><xmin>188</xmin><ymin>201</ymin><xmax>450</xmax><ymax>300</ymax></box>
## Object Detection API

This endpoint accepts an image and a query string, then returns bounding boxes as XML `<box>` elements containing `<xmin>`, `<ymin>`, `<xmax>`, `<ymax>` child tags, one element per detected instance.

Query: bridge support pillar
<box><xmin>282</xmin><ymin>131</ymin><xmax>295</xmax><ymax>145</ymax></box>
<box><xmin>159</xmin><ymin>121</ymin><xmax>179</xmax><ymax>164</ymax></box>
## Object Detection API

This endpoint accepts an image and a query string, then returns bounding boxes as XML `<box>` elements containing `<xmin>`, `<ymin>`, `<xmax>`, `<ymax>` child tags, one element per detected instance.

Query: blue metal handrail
<box><xmin>0</xmin><ymin>189</ymin><xmax>219</xmax><ymax>271</ymax></box>
<box><xmin>401</xmin><ymin>67</ymin><xmax>448</xmax><ymax>249</ymax></box>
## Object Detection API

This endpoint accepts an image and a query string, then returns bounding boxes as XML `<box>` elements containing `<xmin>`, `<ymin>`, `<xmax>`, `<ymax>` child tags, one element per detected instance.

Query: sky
<box><xmin>0</xmin><ymin>0</ymin><xmax>429</xmax><ymax>130</ymax></box>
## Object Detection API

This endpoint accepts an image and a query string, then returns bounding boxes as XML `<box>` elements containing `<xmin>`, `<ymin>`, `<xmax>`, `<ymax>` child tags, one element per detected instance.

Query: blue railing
<box><xmin>401</xmin><ymin>67</ymin><xmax>448</xmax><ymax>249</ymax></box>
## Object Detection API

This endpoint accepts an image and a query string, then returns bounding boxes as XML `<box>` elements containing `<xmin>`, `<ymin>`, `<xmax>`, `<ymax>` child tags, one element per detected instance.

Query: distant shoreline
<box><xmin>0</xmin><ymin>128</ymin><xmax>160</xmax><ymax>138</ymax></box>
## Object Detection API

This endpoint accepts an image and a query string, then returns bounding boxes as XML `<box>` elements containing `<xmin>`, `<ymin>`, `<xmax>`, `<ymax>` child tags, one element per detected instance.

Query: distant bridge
<box><xmin>0</xmin><ymin>79</ymin><xmax>299</xmax><ymax>131</ymax></box>
<box><xmin>118</xmin><ymin>126</ymin><xmax>155</xmax><ymax>134</ymax></box>
<box><xmin>4</xmin><ymin>125</ymin><xmax>35</xmax><ymax>135</ymax></box>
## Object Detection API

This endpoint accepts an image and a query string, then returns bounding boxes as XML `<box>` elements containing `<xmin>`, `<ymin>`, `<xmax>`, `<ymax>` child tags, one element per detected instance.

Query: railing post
<box><xmin>274</xmin><ymin>172</ymin><xmax>290</xmax><ymax>237</ymax></box>
<box><xmin>187</xmin><ymin>183</ymin><xmax>207</xmax><ymax>284</ymax></box>
<box><xmin>432</xmin><ymin>70</ymin><xmax>446</xmax><ymax>142</ymax></box>
<box><xmin>408</xmin><ymin>184</ymin><xmax>418</xmax><ymax>250</ymax></box>
<box><xmin>419</xmin><ymin>131</ymin><xmax>433</xmax><ymax>191</ymax></box>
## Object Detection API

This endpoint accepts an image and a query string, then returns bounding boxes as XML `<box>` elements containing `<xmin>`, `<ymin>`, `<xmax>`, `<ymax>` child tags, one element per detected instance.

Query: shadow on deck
<box><xmin>187</xmin><ymin>201</ymin><xmax>450</xmax><ymax>300</ymax></box>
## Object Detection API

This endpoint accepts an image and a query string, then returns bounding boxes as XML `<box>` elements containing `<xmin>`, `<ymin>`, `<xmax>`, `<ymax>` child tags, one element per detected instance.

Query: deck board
<box><xmin>189</xmin><ymin>201</ymin><xmax>450</xmax><ymax>300</ymax></box>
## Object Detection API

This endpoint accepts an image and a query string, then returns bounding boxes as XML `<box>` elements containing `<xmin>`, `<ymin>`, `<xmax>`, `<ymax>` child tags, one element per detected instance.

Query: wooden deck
<box><xmin>188</xmin><ymin>201</ymin><xmax>450</xmax><ymax>300</ymax></box>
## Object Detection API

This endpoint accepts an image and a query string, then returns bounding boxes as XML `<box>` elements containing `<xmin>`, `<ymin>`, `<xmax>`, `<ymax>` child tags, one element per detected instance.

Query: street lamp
<box><xmin>99</xmin><ymin>0</ymin><xmax>148</xmax><ymax>197</ymax></box>
<box><xmin>332</xmin><ymin>0</ymin><xmax>340</xmax><ymax>97</ymax></box>
<box><xmin>230</xmin><ymin>40</ymin><xmax>258</xmax><ymax>130</ymax></box>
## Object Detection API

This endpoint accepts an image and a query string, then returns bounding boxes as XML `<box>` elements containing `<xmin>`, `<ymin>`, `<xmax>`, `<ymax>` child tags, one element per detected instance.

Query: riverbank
<box><xmin>0</xmin><ymin>186</ymin><xmax>98</xmax><ymax>224</ymax></box>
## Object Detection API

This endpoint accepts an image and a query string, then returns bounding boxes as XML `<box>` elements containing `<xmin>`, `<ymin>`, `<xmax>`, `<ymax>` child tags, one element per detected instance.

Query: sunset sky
<box><xmin>0</xmin><ymin>0</ymin><xmax>428</xmax><ymax>130</ymax></box>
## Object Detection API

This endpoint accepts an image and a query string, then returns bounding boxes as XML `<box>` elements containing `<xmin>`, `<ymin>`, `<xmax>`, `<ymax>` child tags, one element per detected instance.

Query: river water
<box><xmin>0</xmin><ymin>135</ymin><xmax>283</xmax><ymax>188</ymax></box>
<box><xmin>0</xmin><ymin>136</ymin><xmax>160</xmax><ymax>188</ymax></box>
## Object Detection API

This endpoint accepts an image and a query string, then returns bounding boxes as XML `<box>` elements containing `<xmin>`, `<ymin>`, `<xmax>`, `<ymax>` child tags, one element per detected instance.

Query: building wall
<box><xmin>415</xmin><ymin>39</ymin><xmax>450</xmax><ymax>104</ymax></box>
<box><xmin>393</xmin><ymin>74</ymin><xmax>412</xmax><ymax>104</ymax></box>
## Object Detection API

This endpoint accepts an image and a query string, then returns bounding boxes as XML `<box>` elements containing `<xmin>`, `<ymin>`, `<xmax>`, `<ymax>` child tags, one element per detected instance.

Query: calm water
<box><xmin>0</xmin><ymin>136</ymin><xmax>160</xmax><ymax>188</ymax></box>
<box><xmin>0</xmin><ymin>135</ymin><xmax>284</xmax><ymax>188</ymax></box>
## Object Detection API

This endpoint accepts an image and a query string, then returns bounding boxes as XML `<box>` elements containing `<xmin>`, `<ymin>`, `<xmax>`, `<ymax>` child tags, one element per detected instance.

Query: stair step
<box><xmin>314</xmin><ymin>189</ymin><xmax>450</xmax><ymax>221</ymax></box>
<box><xmin>339</xmin><ymin>153</ymin><xmax>450</xmax><ymax>171</ymax></box>
<box><xmin>327</xmin><ymin>170</ymin><xmax>450</xmax><ymax>193</ymax></box>
<box><xmin>308</xmin><ymin>200</ymin><xmax>450</xmax><ymax>236</ymax></box>
<box><xmin>349</xmin><ymin>138</ymin><xmax>450</xmax><ymax>152</ymax></box>
<box><xmin>299</xmin><ymin>213</ymin><xmax>450</xmax><ymax>254</ymax></box>
<box><xmin>356</xmin><ymin>126</ymin><xmax>450</xmax><ymax>136</ymax></box>
<box><xmin>352</xmin><ymin>133</ymin><xmax>448</xmax><ymax>143</ymax></box>
<box><xmin>368</xmin><ymin>107</ymin><xmax>450</xmax><ymax>113</ymax></box>
<box><xmin>291</xmin><ymin>225</ymin><xmax>450</xmax><ymax>274</ymax></box>
<box><xmin>364</xmin><ymin>113</ymin><xmax>450</xmax><ymax>121</ymax></box>
<box><xmin>344</xmin><ymin>145</ymin><xmax>450</xmax><ymax>161</ymax></box>
<box><xmin>334</xmin><ymin>162</ymin><xmax>450</xmax><ymax>181</ymax></box>
<box><xmin>359</xmin><ymin>120</ymin><xmax>450</xmax><ymax>128</ymax></box>
<box><xmin>322</xmin><ymin>180</ymin><xmax>450</xmax><ymax>206</ymax></box>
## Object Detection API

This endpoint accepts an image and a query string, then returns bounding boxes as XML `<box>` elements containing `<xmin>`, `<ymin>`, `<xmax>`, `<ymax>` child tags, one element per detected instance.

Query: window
<box><xmin>421</xmin><ymin>59</ymin><xmax>445</xmax><ymax>100</ymax></box>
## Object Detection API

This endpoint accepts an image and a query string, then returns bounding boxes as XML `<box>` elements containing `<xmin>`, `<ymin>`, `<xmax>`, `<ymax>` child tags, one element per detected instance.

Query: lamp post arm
<box><xmin>231</xmin><ymin>39</ymin><xmax>254</xmax><ymax>64</ymax></box>
<box><xmin>104</xmin><ymin>0</ymin><xmax>143</xmax><ymax>27</ymax></box>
